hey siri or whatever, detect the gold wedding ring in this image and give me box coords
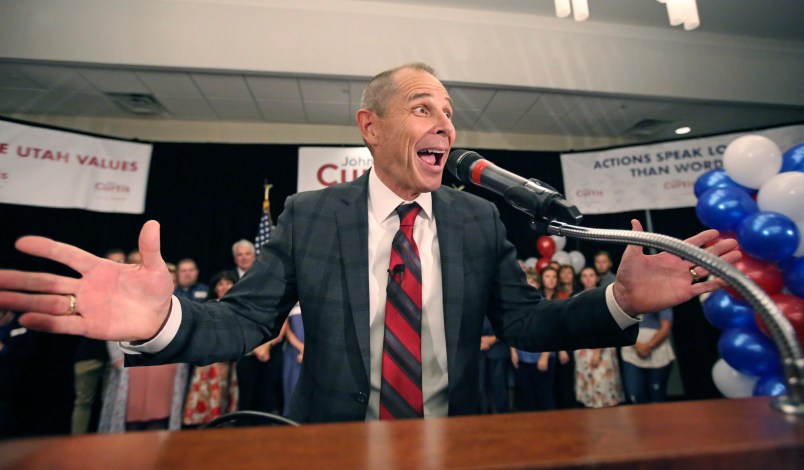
[63,294,77,316]
[689,267,700,283]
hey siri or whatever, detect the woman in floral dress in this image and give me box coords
[182,271,239,427]
[573,267,625,408]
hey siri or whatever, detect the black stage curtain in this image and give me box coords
[0,138,720,438]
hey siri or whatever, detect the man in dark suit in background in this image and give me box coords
[0,63,739,423]
[228,239,256,280]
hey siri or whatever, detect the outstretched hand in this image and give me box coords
[612,219,741,317]
[0,221,174,341]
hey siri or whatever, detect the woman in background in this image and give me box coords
[573,267,624,408]
[182,271,240,427]
[558,264,580,297]
[551,266,578,409]
[282,302,304,417]
[510,266,565,411]
[620,307,676,404]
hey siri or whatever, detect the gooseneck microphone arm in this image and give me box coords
[447,149,804,415]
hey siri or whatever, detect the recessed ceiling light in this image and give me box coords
[675,126,692,135]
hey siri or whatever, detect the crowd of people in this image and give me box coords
[59,240,305,435]
[51,244,675,435]
[1,243,679,437]
[58,244,674,434]
[480,251,677,414]
[1,63,730,436]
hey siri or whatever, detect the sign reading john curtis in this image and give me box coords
[297,147,373,192]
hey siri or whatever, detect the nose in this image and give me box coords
[434,110,455,136]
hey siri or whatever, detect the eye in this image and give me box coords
[444,109,452,119]
[413,105,427,115]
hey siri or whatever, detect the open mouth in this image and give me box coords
[416,149,445,167]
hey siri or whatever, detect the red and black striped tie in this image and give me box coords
[380,202,424,419]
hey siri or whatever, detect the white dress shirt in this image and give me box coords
[365,168,449,419]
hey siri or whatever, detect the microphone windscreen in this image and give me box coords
[447,149,483,183]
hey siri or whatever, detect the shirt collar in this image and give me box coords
[368,167,433,223]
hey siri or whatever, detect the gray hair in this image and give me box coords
[360,62,436,117]
[231,239,256,256]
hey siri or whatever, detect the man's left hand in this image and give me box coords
[612,219,740,317]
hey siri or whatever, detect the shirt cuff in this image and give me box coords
[606,284,641,330]
[119,295,183,355]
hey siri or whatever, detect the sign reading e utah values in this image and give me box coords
[0,120,152,214]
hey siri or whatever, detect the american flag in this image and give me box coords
[254,184,273,256]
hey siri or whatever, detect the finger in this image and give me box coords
[693,250,742,278]
[704,237,740,258]
[15,236,99,275]
[690,278,729,297]
[624,219,646,256]
[139,220,167,272]
[0,270,80,294]
[0,292,78,316]
[18,312,87,336]
[683,229,721,249]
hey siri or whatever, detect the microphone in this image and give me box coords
[387,264,405,282]
[446,149,582,225]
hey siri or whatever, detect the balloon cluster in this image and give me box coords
[523,235,586,273]
[696,136,804,399]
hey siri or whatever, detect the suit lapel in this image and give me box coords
[433,188,464,388]
[335,173,372,381]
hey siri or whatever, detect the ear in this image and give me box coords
[356,109,380,147]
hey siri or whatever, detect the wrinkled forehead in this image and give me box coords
[394,69,451,103]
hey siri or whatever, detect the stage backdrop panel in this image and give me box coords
[561,123,804,215]
[297,146,373,192]
[0,119,152,213]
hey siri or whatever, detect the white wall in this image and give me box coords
[2,0,802,106]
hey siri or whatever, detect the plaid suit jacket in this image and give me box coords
[128,171,637,422]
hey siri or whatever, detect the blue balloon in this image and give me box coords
[718,326,781,377]
[695,187,758,232]
[784,257,804,298]
[777,255,798,272]
[781,143,804,173]
[737,211,800,262]
[702,289,755,330]
[694,169,754,198]
[753,374,788,397]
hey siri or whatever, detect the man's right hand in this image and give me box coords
[0,220,174,342]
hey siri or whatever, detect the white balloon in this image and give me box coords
[551,235,567,252]
[757,171,804,222]
[723,135,782,189]
[711,358,758,398]
[524,257,537,268]
[552,250,571,266]
[796,218,804,257]
[568,250,586,272]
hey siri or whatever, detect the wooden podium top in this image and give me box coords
[1,398,802,469]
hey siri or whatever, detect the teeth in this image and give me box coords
[419,149,445,154]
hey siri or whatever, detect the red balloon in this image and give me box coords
[535,257,551,273]
[725,253,784,299]
[536,236,556,258]
[755,294,804,349]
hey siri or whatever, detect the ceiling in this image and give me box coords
[1,0,803,144]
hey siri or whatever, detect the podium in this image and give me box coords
[1,398,802,469]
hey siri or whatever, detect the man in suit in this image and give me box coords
[0,63,739,423]
[229,239,256,280]
[173,258,208,302]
